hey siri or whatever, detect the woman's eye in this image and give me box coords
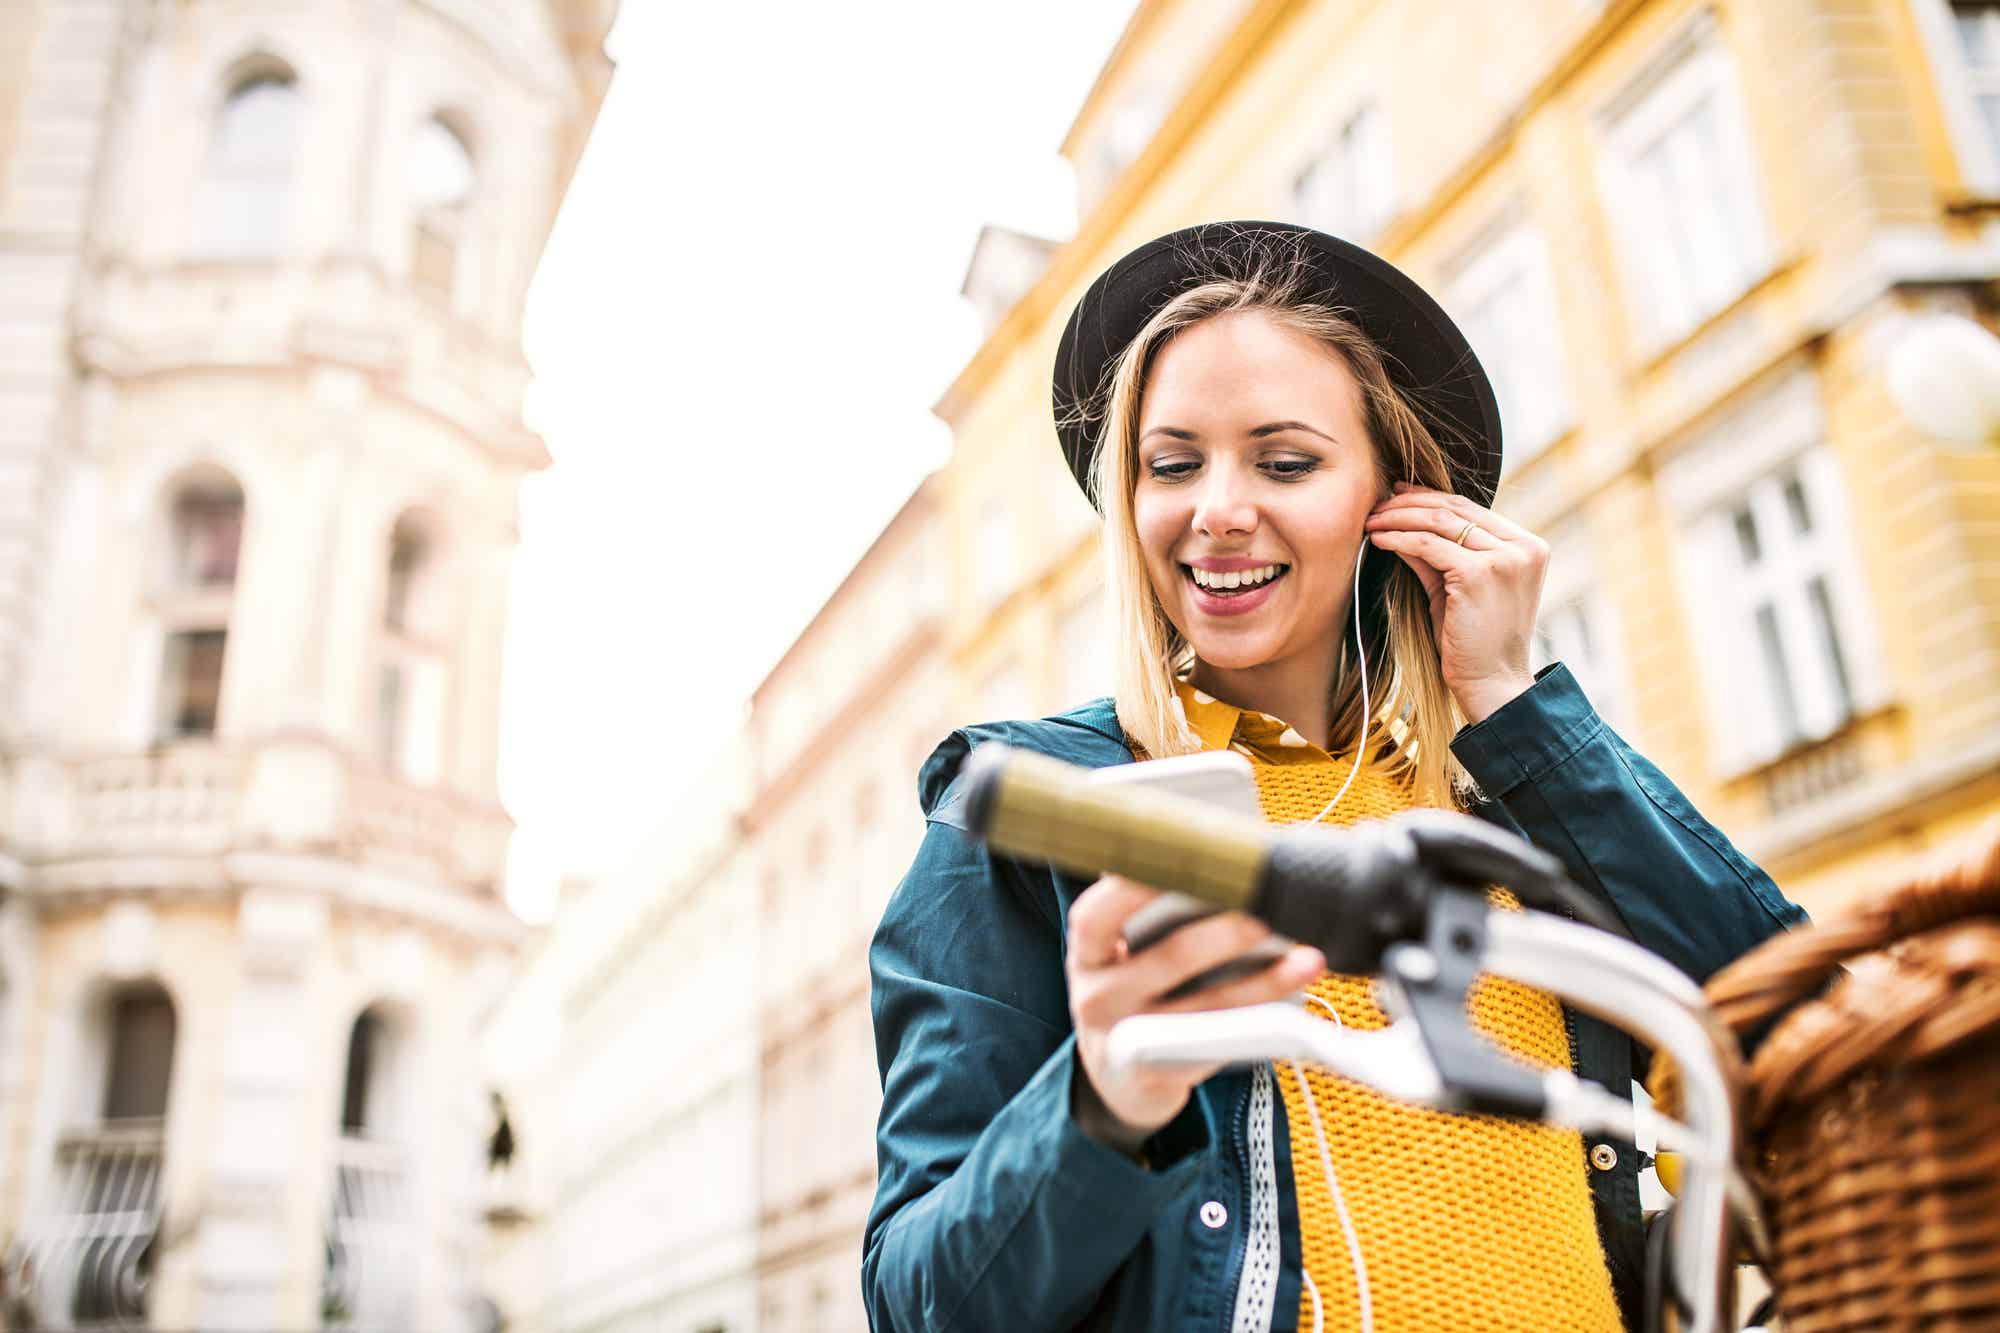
[1264,459,1317,478]
[1148,460,1199,479]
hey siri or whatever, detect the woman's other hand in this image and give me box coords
[1065,873,1325,1154]
[1363,481,1549,723]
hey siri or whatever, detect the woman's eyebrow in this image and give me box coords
[1139,421,1334,443]
[1249,420,1335,442]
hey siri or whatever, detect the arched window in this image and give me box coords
[157,472,244,740]
[191,68,301,258]
[377,511,446,785]
[340,1007,385,1135]
[406,115,475,305]
[36,983,177,1324]
[103,983,176,1123]
[328,1004,415,1325]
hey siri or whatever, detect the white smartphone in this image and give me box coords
[1086,751,1296,998]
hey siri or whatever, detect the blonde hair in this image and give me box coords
[1076,235,1474,809]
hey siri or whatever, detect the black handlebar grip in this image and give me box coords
[1255,822,1433,974]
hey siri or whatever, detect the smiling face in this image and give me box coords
[1132,308,1384,690]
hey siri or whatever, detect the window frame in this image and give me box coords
[190,68,303,261]
[1596,14,1774,351]
[150,474,246,744]
[376,514,450,786]
[406,112,480,311]
[1443,210,1575,472]
[1291,98,1395,244]
[1911,0,2000,196]
[1530,520,1636,737]
[1659,371,1889,776]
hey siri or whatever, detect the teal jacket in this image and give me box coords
[864,664,1804,1331]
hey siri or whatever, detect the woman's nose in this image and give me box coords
[1193,472,1257,538]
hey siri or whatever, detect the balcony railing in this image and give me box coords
[70,750,243,857]
[1761,725,1868,816]
[346,772,465,874]
[71,259,537,463]
[322,1135,414,1331]
[16,1121,165,1331]
[37,743,509,892]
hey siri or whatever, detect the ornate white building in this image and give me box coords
[0,1,615,1328]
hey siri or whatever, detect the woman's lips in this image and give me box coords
[1184,565,1289,617]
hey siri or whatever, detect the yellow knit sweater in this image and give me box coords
[1174,681,1622,1332]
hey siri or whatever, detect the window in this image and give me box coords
[158,630,227,738]
[328,1006,414,1325]
[1059,587,1112,707]
[341,1008,383,1135]
[41,984,175,1325]
[974,495,1018,610]
[1913,1,2000,192]
[1530,521,1634,734]
[1079,82,1175,210]
[1445,217,1572,470]
[103,985,176,1122]
[407,115,476,306]
[191,70,301,258]
[1954,4,2000,155]
[981,662,1031,722]
[1660,372,1885,774]
[156,473,244,740]
[1599,21,1770,347]
[1712,460,1861,753]
[378,513,446,785]
[1292,101,1393,242]
[170,488,244,586]
[1532,598,1634,737]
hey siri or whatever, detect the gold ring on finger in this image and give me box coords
[1454,520,1479,547]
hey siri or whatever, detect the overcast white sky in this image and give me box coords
[499,2,1141,919]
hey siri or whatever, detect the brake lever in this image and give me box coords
[1379,887,1548,1118]
[1390,809,1631,940]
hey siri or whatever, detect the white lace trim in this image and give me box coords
[1229,1063,1279,1333]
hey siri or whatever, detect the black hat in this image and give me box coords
[1051,220,1504,509]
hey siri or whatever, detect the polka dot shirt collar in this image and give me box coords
[1173,678,1326,764]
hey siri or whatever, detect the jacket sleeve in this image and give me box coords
[1450,663,1807,984]
[862,780,1209,1332]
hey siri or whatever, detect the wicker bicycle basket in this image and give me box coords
[1678,823,2000,1332]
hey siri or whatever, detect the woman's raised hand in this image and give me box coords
[1065,873,1326,1153]
[1363,482,1549,724]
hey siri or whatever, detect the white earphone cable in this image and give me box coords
[1291,540,1376,1333]
[1290,993,1374,1333]
[1304,541,1372,826]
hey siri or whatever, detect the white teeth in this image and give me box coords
[1191,564,1284,590]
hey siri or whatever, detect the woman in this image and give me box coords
[864,222,1803,1332]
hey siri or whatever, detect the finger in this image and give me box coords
[1381,486,1537,544]
[1068,875,1161,969]
[1117,910,1276,1005]
[1364,505,1504,551]
[1152,944,1327,1014]
[1369,528,1480,577]
[1386,541,1445,605]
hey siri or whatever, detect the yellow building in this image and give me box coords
[938,0,2000,922]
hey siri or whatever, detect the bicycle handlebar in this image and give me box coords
[957,741,1625,971]
[954,741,1746,1333]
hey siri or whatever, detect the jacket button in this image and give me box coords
[1199,1200,1228,1229]
[1589,1143,1619,1172]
